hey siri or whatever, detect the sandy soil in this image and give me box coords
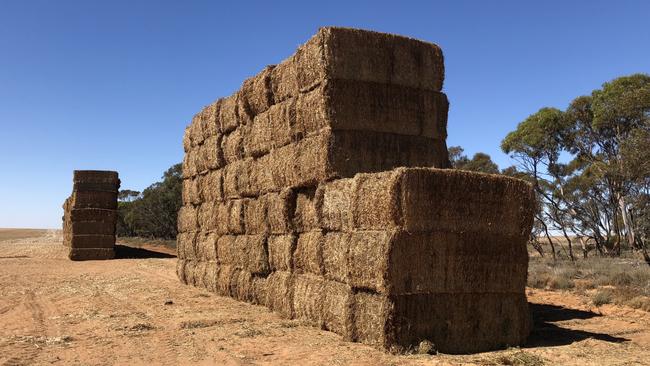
[0,229,48,241]
[1,230,649,366]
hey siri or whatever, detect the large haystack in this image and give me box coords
[62,170,120,260]
[177,27,535,354]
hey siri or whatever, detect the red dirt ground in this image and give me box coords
[1,230,649,365]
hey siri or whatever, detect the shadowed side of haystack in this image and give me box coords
[62,170,120,260]
[176,26,535,354]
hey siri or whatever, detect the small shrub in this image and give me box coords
[548,275,575,290]
[626,296,650,312]
[575,280,596,290]
[527,273,550,289]
[416,339,436,355]
[592,290,613,306]
[493,350,545,366]
[610,272,634,286]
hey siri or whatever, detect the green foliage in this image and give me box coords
[501,73,650,257]
[501,107,568,163]
[591,74,650,132]
[448,146,500,174]
[116,163,182,239]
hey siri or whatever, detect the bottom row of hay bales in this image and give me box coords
[62,204,117,260]
[177,260,530,354]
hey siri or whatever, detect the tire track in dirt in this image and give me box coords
[72,263,185,365]
[127,263,184,365]
[1,291,46,366]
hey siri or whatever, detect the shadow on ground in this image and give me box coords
[114,244,176,259]
[525,303,629,347]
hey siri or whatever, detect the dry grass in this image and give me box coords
[487,350,546,366]
[528,253,650,311]
[592,290,614,306]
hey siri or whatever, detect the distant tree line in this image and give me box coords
[116,164,182,239]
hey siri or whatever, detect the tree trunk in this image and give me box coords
[530,233,545,257]
[612,209,622,256]
[541,219,556,261]
[578,236,588,259]
[560,227,575,261]
[618,194,637,250]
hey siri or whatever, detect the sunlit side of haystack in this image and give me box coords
[177,27,534,353]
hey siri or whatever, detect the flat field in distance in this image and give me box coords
[0,228,48,241]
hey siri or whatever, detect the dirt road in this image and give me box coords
[1,230,649,365]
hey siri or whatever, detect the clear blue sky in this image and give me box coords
[1,0,648,228]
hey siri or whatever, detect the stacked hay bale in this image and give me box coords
[177,27,535,354]
[62,170,120,260]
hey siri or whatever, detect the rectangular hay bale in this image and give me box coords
[203,134,225,170]
[182,177,201,205]
[73,170,119,184]
[68,191,118,210]
[202,100,221,138]
[294,230,323,275]
[216,234,269,275]
[352,291,392,348]
[182,150,197,179]
[251,275,268,305]
[389,293,531,354]
[314,179,353,231]
[197,202,217,231]
[67,208,117,222]
[270,27,444,99]
[320,280,354,340]
[295,80,448,139]
[72,182,120,192]
[223,158,257,199]
[200,169,223,202]
[342,230,529,295]
[292,188,319,233]
[268,234,295,271]
[316,168,534,237]
[240,66,275,117]
[219,93,240,133]
[203,263,219,293]
[292,274,325,327]
[176,259,188,284]
[244,196,268,234]
[216,264,237,296]
[242,98,296,158]
[231,269,255,302]
[265,130,449,191]
[241,234,270,276]
[322,232,350,284]
[64,234,115,249]
[264,271,294,318]
[267,189,294,234]
[221,129,244,164]
[176,231,197,260]
[68,248,115,261]
[195,231,218,261]
[69,221,115,236]
[177,205,198,233]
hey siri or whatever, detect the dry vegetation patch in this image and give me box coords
[528,254,650,311]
